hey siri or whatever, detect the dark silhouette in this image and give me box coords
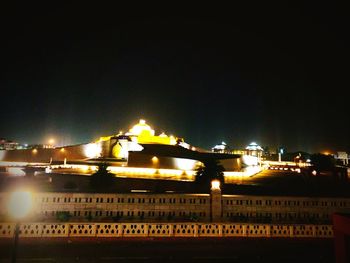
[195,158,225,191]
[89,162,115,192]
[310,153,336,171]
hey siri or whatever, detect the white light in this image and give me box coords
[174,158,198,170]
[211,180,221,190]
[242,155,258,166]
[8,168,26,176]
[84,143,102,158]
[246,142,263,151]
[7,191,33,219]
[312,170,317,176]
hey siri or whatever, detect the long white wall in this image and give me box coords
[1,192,349,224]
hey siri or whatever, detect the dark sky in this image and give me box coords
[1,3,349,153]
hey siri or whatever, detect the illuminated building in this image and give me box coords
[212,142,230,153]
[96,119,179,160]
[0,119,245,176]
[0,138,18,150]
[334,152,349,166]
[245,142,263,156]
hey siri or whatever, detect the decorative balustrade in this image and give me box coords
[0,222,333,238]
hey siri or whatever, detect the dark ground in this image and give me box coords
[0,237,334,263]
[1,169,349,197]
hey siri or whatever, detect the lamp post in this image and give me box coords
[7,191,33,263]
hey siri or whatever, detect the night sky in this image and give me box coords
[1,3,349,153]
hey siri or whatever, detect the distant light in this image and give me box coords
[32,149,38,154]
[211,180,221,191]
[312,170,317,176]
[60,148,65,152]
[131,190,150,193]
[151,156,159,163]
[7,191,33,219]
[48,138,55,145]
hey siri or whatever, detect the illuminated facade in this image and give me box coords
[96,119,179,160]
[0,119,246,177]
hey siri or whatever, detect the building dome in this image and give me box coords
[246,142,263,151]
[129,119,155,136]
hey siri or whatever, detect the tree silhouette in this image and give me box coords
[89,162,115,192]
[195,158,225,190]
[310,153,336,171]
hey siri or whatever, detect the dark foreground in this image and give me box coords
[0,237,334,263]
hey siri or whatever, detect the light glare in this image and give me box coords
[7,191,33,219]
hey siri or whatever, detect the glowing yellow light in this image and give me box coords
[60,148,65,152]
[32,149,38,154]
[211,180,221,190]
[130,119,155,136]
[7,191,33,219]
[152,156,159,163]
[48,138,55,145]
[158,169,183,176]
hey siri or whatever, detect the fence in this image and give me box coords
[0,222,333,238]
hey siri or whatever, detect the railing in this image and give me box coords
[0,222,333,238]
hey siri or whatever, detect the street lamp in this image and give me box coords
[211,179,221,191]
[7,191,33,263]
